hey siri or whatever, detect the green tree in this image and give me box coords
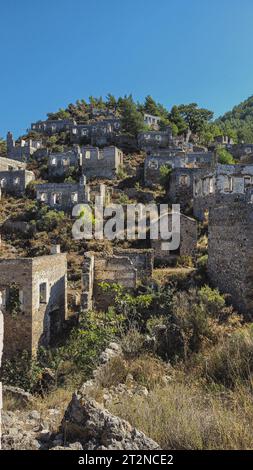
[217,147,235,164]
[106,93,117,109]
[47,108,70,120]
[0,137,7,157]
[169,105,188,135]
[120,96,145,137]
[177,103,213,134]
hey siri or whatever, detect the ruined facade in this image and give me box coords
[70,119,121,146]
[48,148,81,178]
[151,212,197,265]
[143,113,161,129]
[208,195,253,314]
[0,249,67,359]
[193,163,253,220]
[36,177,90,212]
[0,156,26,171]
[7,132,43,162]
[138,128,173,151]
[144,151,213,187]
[81,146,123,180]
[168,167,206,209]
[0,169,35,197]
[81,250,153,311]
[31,119,76,135]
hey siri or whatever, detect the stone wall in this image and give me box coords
[144,152,213,187]
[138,128,173,151]
[113,248,154,281]
[81,146,123,180]
[70,119,121,146]
[0,170,35,197]
[7,132,43,161]
[0,252,67,358]
[31,119,75,135]
[48,149,81,178]
[151,213,197,265]
[168,167,206,209]
[208,199,253,314]
[36,177,90,213]
[82,252,138,311]
[193,164,253,220]
[0,157,26,171]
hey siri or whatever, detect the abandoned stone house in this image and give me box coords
[193,163,253,220]
[0,247,67,359]
[168,167,207,209]
[70,119,121,146]
[214,135,234,146]
[6,131,43,162]
[138,127,173,151]
[0,169,35,197]
[48,148,81,178]
[31,118,76,135]
[36,176,90,213]
[143,113,161,130]
[144,152,213,187]
[0,156,26,171]
[151,212,197,265]
[81,145,123,180]
[229,143,253,161]
[81,250,154,312]
[208,193,253,314]
[90,107,116,118]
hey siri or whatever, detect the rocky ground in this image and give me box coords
[2,342,160,450]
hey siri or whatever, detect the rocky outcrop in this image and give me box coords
[62,394,160,450]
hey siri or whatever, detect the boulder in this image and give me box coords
[62,393,160,450]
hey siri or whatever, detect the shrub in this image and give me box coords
[198,285,225,317]
[203,326,253,387]
[160,164,172,188]
[121,328,145,358]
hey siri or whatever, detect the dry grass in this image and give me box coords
[153,267,195,285]
[108,382,253,449]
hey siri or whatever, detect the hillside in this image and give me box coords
[217,95,253,143]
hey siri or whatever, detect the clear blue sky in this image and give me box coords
[1,0,253,138]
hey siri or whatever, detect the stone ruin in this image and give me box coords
[144,151,213,188]
[151,212,197,265]
[143,113,161,129]
[193,163,253,220]
[0,156,26,172]
[208,190,253,314]
[0,247,67,359]
[48,147,81,178]
[138,127,174,151]
[81,250,154,312]
[31,118,76,135]
[70,119,121,146]
[81,145,123,180]
[7,131,44,162]
[36,176,90,213]
[0,169,35,198]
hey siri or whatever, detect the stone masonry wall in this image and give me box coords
[208,200,253,314]
[82,252,137,312]
[0,253,67,358]
[151,213,197,264]
[0,170,35,197]
[0,157,26,171]
[113,248,154,281]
